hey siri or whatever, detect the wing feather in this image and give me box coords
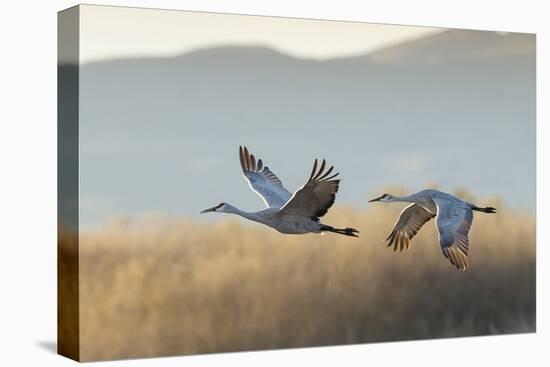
[279,158,340,219]
[385,204,435,251]
[239,146,292,208]
[433,198,473,271]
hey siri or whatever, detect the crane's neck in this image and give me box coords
[221,204,265,223]
[385,193,436,214]
[387,194,417,203]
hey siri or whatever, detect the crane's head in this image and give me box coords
[200,202,228,213]
[368,193,394,202]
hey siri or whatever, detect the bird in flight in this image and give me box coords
[201,146,359,237]
[369,189,496,270]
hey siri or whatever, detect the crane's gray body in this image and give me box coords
[403,189,472,213]
[369,189,495,270]
[225,206,324,235]
[201,146,358,237]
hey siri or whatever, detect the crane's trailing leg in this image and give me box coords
[471,205,497,213]
[320,225,360,238]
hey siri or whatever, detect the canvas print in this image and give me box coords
[58,4,536,362]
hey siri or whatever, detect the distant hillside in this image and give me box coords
[367,29,534,65]
[61,29,535,228]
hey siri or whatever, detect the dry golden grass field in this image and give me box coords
[63,190,535,361]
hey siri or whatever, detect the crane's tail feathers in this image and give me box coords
[321,225,360,238]
[472,206,497,214]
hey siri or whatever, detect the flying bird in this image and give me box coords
[368,189,496,270]
[201,146,359,237]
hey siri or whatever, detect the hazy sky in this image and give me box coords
[79,4,442,63]
[73,5,534,229]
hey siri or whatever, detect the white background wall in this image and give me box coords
[0,0,547,366]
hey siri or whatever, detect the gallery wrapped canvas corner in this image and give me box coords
[58,4,535,362]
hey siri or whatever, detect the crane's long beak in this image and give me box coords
[368,194,385,202]
[200,206,217,214]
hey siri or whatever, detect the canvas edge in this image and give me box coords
[57,5,81,362]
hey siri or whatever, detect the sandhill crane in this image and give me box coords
[368,189,496,270]
[201,146,359,237]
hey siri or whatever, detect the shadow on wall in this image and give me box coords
[36,341,57,354]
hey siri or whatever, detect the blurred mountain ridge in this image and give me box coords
[59,29,535,227]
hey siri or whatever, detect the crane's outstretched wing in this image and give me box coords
[385,204,435,251]
[239,146,292,208]
[433,198,473,271]
[279,159,340,219]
